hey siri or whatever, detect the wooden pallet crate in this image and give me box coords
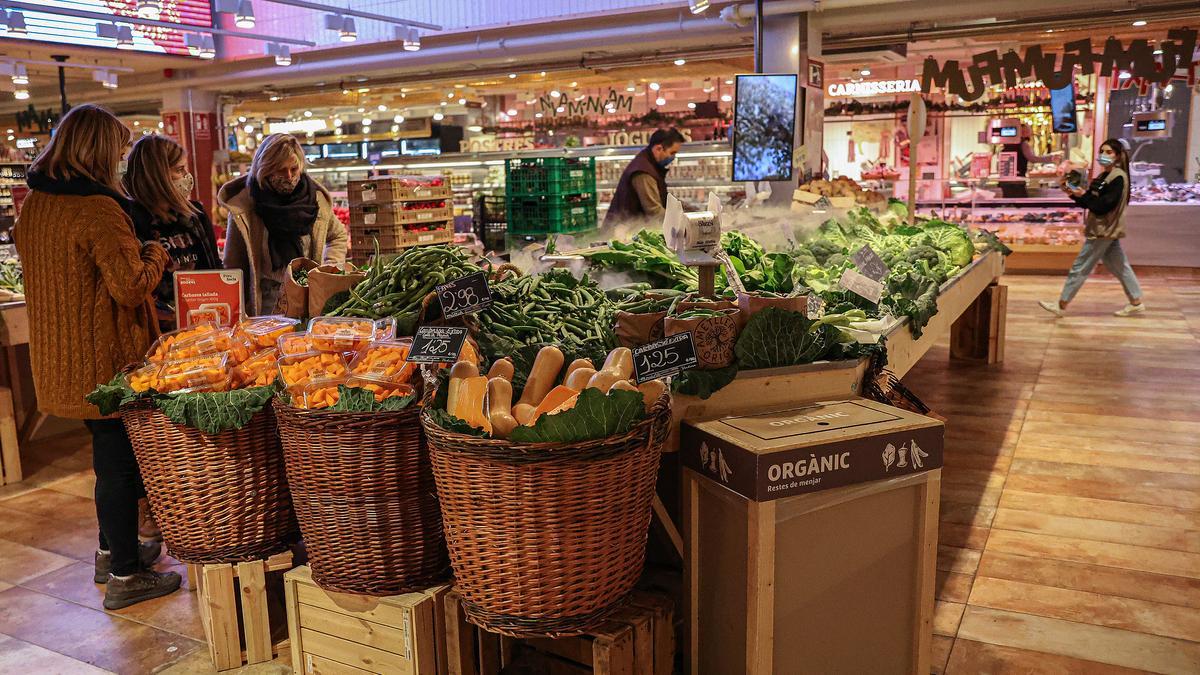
[189,551,295,672]
[284,565,449,675]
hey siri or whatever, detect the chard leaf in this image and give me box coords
[153,385,277,435]
[85,374,142,417]
[508,387,645,444]
[427,407,488,437]
[326,384,416,413]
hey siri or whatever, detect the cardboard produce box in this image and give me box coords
[681,399,944,675]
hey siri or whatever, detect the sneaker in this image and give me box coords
[1114,303,1146,317]
[138,498,163,542]
[94,540,164,584]
[1038,300,1065,317]
[103,569,182,610]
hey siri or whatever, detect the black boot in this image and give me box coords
[103,569,182,610]
[94,540,164,584]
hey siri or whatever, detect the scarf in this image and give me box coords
[26,168,131,214]
[249,174,319,271]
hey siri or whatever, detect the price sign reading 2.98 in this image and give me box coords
[436,271,493,319]
[406,326,469,364]
[632,332,699,384]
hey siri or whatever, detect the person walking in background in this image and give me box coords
[1040,138,1145,318]
[14,104,181,609]
[603,127,685,228]
[218,133,347,315]
[124,134,220,332]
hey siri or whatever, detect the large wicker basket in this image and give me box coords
[274,401,450,595]
[120,401,297,563]
[422,394,670,638]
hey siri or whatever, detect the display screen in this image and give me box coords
[732,74,798,182]
[1050,84,1078,133]
[366,141,402,158]
[999,126,1019,138]
[300,144,322,162]
[402,138,441,156]
[323,143,361,160]
[1137,119,1167,131]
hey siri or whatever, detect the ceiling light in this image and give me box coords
[626,81,637,92]
[1165,83,1174,93]
[303,110,312,117]
[569,81,578,87]
[458,97,467,105]
[1154,48,1163,55]
[687,101,696,109]
[550,89,561,98]
[134,121,141,127]
[1118,71,1131,80]
[4,135,11,141]
[243,124,254,133]
[158,121,164,128]
[339,16,357,42]
[5,129,10,134]
[361,117,372,125]
[397,26,421,51]
[526,98,536,104]
[13,89,28,101]
[11,64,27,86]
[674,59,687,66]
[342,88,351,95]
[333,118,343,127]
[94,70,119,89]
[199,34,216,59]
[556,106,565,113]
[235,0,256,29]
[440,101,446,106]
[689,0,710,13]
[535,112,544,118]
[357,87,370,93]
[506,108,518,116]
[391,124,399,132]
[508,73,517,79]
[649,82,660,91]
[238,116,247,122]
[377,104,387,111]
[357,107,365,113]
[273,44,291,66]
[1132,19,1147,27]
[721,93,732,102]
[255,132,263,140]
[269,95,280,101]
[6,12,26,36]
[725,78,734,85]
[182,31,203,55]
[655,97,667,106]
[860,68,871,76]
[702,78,715,93]
[137,0,162,20]
[117,25,136,50]
[433,112,445,121]
[467,125,483,132]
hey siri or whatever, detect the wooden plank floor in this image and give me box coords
[906,270,1200,675]
[0,271,1196,673]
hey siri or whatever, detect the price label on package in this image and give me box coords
[633,332,699,384]
[436,271,493,319]
[852,245,890,282]
[406,326,469,363]
[838,268,885,304]
[806,294,826,320]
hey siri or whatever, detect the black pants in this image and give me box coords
[85,419,146,576]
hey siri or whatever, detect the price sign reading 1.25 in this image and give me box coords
[406,325,469,364]
[436,271,493,319]
[632,332,699,384]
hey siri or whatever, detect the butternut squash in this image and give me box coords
[609,380,638,394]
[637,380,667,414]
[459,340,480,367]
[446,360,479,417]
[530,385,579,423]
[490,412,519,439]
[601,347,634,380]
[586,370,624,393]
[564,367,596,392]
[564,358,594,381]
[517,345,564,407]
[487,377,512,417]
[486,358,515,382]
[451,376,491,433]
[512,403,536,426]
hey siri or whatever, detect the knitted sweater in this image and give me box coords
[14,188,168,419]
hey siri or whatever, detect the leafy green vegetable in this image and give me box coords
[426,408,489,437]
[86,374,142,417]
[735,308,827,369]
[154,386,277,435]
[807,239,845,265]
[884,267,941,339]
[509,387,646,443]
[671,364,739,400]
[919,222,975,267]
[972,229,1013,256]
[325,385,416,413]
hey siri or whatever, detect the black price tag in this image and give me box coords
[406,326,469,364]
[633,332,699,384]
[852,245,890,282]
[436,271,492,319]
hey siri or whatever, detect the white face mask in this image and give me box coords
[173,172,195,197]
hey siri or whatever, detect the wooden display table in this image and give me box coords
[0,300,35,485]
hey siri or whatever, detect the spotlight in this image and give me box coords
[860,68,871,76]
[506,108,517,116]
[398,26,420,51]
[235,0,256,29]
[117,25,136,50]
[655,97,666,106]
[11,64,27,86]
[674,59,686,66]
[1132,19,1147,27]
[339,16,357,42]
[243,124,254,133]
[303,110,312,117]
[273,45,291,66]
[13,89,29,100]
[6,11,26,36]
[137,0,162,20]
[377,104,388,111]
[433,112,445,121]
[689,0,710,14]
[508,73,517,79]
[649,82,660,91]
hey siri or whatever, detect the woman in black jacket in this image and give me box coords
[1040,138,1144,318]
[123,135,221,331]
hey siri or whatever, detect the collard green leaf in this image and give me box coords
[325,385,416,413]
[671,364,739,400]
[426,407,488,437]
[154,385,277,435]
[508,387,646,444]
[734,307,823,370]
[85,374,142,416]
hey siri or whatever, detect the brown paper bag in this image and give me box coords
[665,308,741,370]
[307,263,367,318]
[736,292,808,322]
[615,310,667,348]
[278,258,319,319]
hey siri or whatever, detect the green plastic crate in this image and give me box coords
[505,157,596,197]
[505,194,597,235]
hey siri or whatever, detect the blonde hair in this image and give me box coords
[30,103,131,193]
[250,133,306,187]
[123,135,197,222]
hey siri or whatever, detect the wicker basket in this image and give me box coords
[274,401,450,595]
[120,401,297,564]
[422,394,670,638]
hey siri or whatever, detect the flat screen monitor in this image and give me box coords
[999,126,1019,138]
[402,138,441,156]
[323,142,361,160]
[732,74,798,182]
[300,144,322,162]
[1050,84,1078,133]
[1137,119,1166,132]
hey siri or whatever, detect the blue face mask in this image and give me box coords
[1098,155,1114,167]
[658,155,675,169]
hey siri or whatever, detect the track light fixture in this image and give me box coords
[11,64,27,86]
[235,0,256,29]
[688,0,710,14]
[137,0,162,20]
[116,25,136,50]
[5,11,26,36]
[266,42,291,66]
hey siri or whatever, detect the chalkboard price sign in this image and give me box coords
[406,326,469,364]
[436,271,493,319]
[633,332,699,384]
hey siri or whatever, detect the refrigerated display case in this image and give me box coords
[920,196,1083,272]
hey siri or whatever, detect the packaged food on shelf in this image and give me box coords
[236,315,301,349]
[146,322,220,362]
[307,317,375,353]
[345,374,416,403]
[277,332,317,356]
[349,340,413,381]
[231,348,280,389]
[128,362,162,393]
[278,351,349,390]
[155,353,232,394]
[297,377,350,410]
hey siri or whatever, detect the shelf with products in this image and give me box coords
[918,197,1084,272]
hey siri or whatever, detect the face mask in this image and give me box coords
[173,172,194,197]
[267,174,300,194]
[657,155,675,169]
[1098,155,1114,167]
[117,159,128,175]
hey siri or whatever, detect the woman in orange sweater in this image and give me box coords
[15,104,180,609]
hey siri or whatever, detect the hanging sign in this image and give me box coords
[826,79,922,99]
[539,89,635,117]
[406,326,469,364]
[920,29,1198,101]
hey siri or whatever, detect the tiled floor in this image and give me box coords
[0,271,1197,673]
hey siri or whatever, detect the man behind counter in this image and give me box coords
[603,127,685,228]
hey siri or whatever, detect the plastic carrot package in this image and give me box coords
[155,353,231,394]
[349,340,413,382]
[307,317,374,353]
[298,377,349,410]
[128,362,162,393]
[277,332,317,356]
[237,315,301,350]
[231,348,280,389]
[277,351,349,391]
[146,322,220,362]
[346,374,416,403]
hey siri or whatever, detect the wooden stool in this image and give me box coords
[190,551,295,672]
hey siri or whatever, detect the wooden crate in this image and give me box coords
[950,282,1007,364]
[348,178,452,204]
[284,565,447,675]
[191,551,295,672]
[349,222,455,264]
[350,204,454,228]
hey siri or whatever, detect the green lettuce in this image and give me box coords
[671,364,739,400]
[509,387,646,444]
